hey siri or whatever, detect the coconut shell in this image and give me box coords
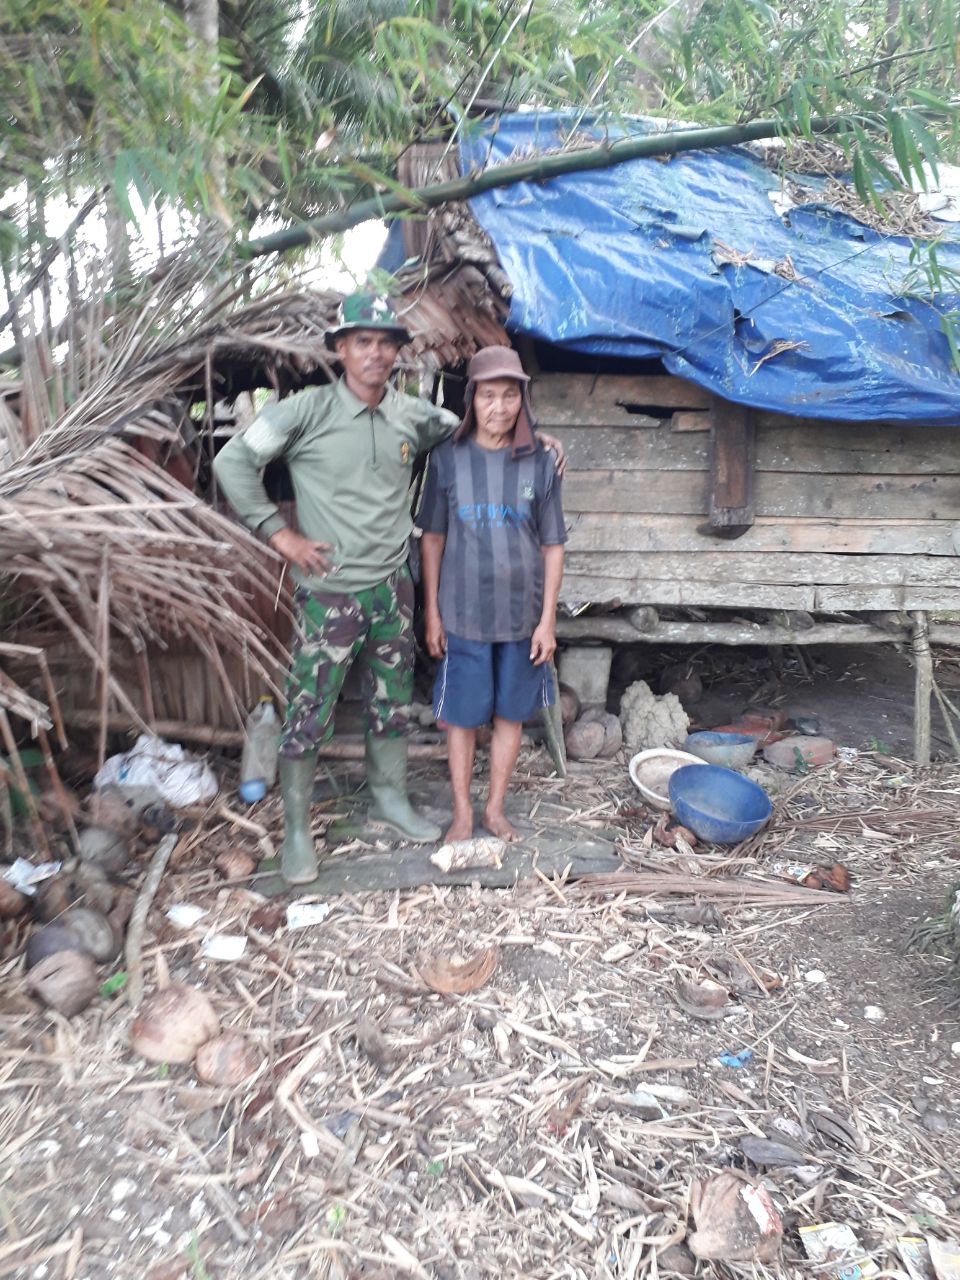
[0,877,27,920]
[25,922,84,971]
[76,825,130,874]
[73,864,115,914]
[558,683,581,727]
[34,874,74,922]
[215,851,256,882]
[63,907,119,963]
[131,984,220,1064]
[564,718,605,761]
[580,709,623,758]
[26,950,99,1016]
[35,865,115,922]
[194,1032,262,1086]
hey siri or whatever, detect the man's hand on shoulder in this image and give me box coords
[529,620,557,666]
[268,528,334,577]
[535,431,566,476]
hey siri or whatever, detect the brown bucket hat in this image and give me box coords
[453,345,536,457]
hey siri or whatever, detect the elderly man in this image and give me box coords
[214,293,563,885]
[419,346,566,844]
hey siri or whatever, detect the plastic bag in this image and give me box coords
[94,734,219,808]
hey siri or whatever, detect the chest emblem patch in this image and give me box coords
[400,440,411,465]
[521,482,535,501]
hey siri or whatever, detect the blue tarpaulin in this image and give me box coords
[387,112,960,423]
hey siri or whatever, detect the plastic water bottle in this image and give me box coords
[239,697,279,802]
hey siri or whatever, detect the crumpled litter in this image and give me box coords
[94,734,218,808]
[718,1048,754,1069]
[3,858,61,895]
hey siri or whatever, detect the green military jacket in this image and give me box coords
[213,378,458,595]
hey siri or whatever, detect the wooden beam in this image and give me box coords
[562,469,960,520]
[563,549,960,587]
[550,421,960,475]
[253,833,624,896]
[556,617,909,645]
[559,572,960,611]
[533,373,711,422]
[60,713,446,758]
[565,513,959,557]
[709,399,756,538]
[558,615,960,648]
[911,610,933,764]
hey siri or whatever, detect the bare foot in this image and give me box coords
[443,814,474,843]
[483,808,520,842]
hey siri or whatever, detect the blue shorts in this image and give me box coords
[433,633,554,728]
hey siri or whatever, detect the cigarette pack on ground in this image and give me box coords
[897,1237,937,1280]
[800,1223,879,1280]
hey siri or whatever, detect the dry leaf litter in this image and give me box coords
[1,744,959,1280]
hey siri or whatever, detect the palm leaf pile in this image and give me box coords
[0,275,352,796]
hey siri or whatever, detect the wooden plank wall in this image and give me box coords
[535,373,960,611]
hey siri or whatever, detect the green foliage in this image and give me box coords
[326,1203,347,1234]
[187,1232,211,1280]
[1,0,958,348]
[2,1,227,212]
[892,242,960,370]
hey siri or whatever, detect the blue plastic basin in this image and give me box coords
[668,764,772,845]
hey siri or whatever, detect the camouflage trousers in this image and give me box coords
[279,566,414,759]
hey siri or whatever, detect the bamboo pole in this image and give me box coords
[60,711,447,758]
[556,617,912,646]
[242,116,844,261]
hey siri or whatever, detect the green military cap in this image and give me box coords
[324,291,411,350]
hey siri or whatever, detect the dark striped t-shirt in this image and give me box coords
[417,438,567,642]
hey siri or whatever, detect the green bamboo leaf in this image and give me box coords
[276,129,293,189]
[680,33,694,80]
[790,81,812,138]
[940,314,960,374]
[851,148,870,204]
[904,111,942,186]
[888,111,913,185]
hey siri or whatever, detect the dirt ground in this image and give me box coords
[2,720,959,1280]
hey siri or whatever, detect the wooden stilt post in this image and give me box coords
[911,609,933,765]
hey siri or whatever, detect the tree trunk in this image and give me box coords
[184,0,226,201]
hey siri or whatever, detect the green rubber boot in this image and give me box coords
[279,752,321,884]
[365,735,441,844]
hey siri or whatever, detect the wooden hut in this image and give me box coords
[385,117,960,760]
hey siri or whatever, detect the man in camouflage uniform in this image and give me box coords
[284,574,414,754]
[214,294,457,883]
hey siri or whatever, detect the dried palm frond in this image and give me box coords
[0,270,332,758]
[0,432,290,731]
